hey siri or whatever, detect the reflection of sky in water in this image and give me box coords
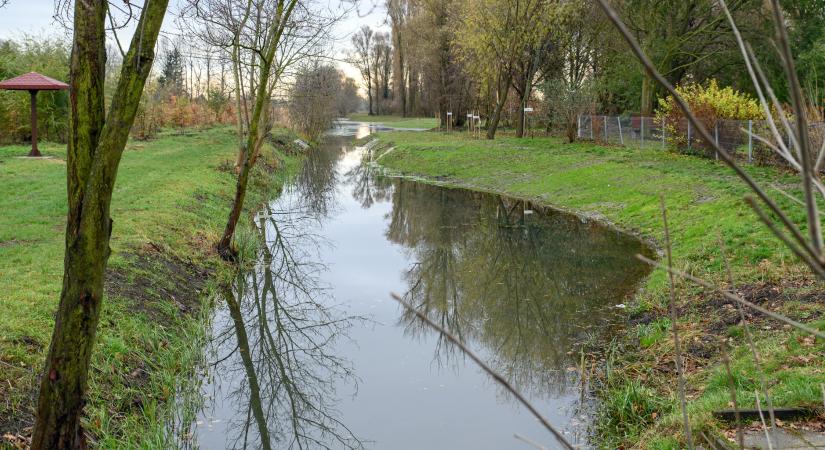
[187,123,651,449]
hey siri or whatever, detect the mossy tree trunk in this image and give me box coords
[30,0,169,448]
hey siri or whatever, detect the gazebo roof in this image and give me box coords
[0,72,69,91]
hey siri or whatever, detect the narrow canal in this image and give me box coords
[183,122,653,449]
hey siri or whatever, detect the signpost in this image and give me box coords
[524,107,534,138]
[447,111,453,132]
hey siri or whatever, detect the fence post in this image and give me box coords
[590,115,594,140]
[715,121,719,160]
[641,117,645,147]
[618,116,624,145]
[603,115,608,142]
[661,117,666,150]
[748,120,753,163]
[688,121,692,149]
[577,115,582,139]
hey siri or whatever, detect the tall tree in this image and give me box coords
[371,32,392,115]
[615,0,758,114]
[456,0,554,139]
[157,46,185,95]
[387,0,409,116]
[31,0,170,447]
[349,26,375,115]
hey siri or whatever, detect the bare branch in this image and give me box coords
[660,196,694,449]
[390,293,576,450]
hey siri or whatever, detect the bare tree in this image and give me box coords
[349,25,375,115]
[181,0,341,258]
[371,32,392,115]
[288,63,341,141]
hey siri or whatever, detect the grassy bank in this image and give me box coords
[375,131,825,447]
[347,113,438,129]
[0,127,302,447]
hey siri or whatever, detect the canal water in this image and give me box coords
[183,122,652,449]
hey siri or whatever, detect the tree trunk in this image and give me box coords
[641,75,652,116]
[516,86,527,139]
[367,84,373,115]
[486,69,510,140]
[217,95,267,260]
[31,1,168,448]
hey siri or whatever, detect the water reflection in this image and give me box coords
[187,125,653,449]
[199,207,363,449]
[344,160,393,209]
[294,143,342,217]
[377,181,652,397]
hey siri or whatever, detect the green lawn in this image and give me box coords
[347,113,439,129]
[375,131,825,448]
[0,128,300,447]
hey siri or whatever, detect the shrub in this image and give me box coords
[657,80,764,157]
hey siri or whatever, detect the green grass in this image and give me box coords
[375,131,825,448]
[347,113,438,129]
[0,127,301,446]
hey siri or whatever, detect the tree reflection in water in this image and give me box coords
[378,180,653,398]
[211,205,364,450]
[344,149,393,209]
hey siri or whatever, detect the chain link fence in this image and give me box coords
[576,114,825,166]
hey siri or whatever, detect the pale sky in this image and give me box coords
[0,0,388,80]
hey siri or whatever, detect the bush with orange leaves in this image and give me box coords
[130,89,236,140]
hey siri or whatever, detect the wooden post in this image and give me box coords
[29,89,41,157]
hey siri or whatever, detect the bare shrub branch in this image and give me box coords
[660,197,694,448]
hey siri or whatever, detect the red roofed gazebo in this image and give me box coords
[0,72,69,157]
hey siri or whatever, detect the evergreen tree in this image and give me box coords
[158,46,184,95]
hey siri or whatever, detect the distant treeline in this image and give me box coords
[348,0,825,139]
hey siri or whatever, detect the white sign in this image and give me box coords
[447,112,453,116]
[467,113,473,118]
[524,107,534,112]
[474,115,480,120]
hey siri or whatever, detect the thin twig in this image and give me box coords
[390,293,576,450]
[767,0,823,255]
[755,391,774,450]
[660,196,694,449]
[636,255,825,339]
[770,184,825,218]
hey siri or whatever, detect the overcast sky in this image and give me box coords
[0,0,388,79]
